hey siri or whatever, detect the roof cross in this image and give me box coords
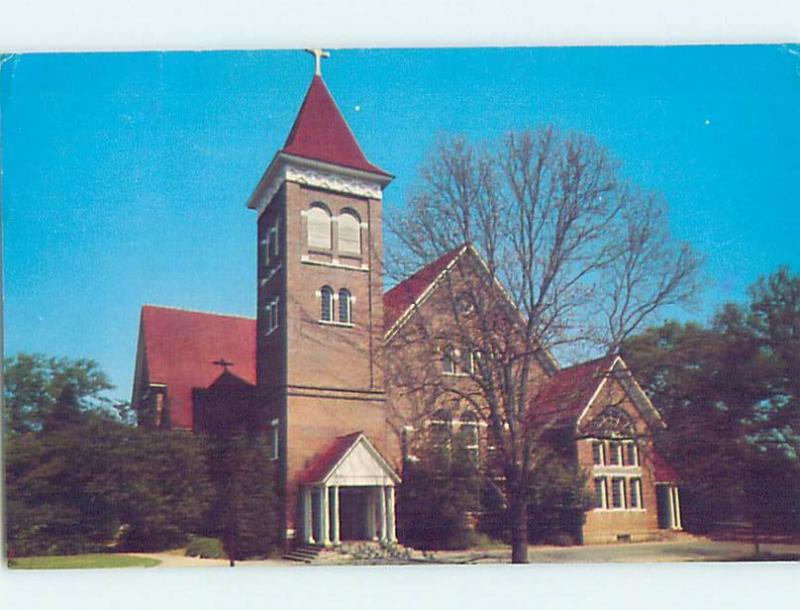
[212,357,234,372]
[305,48,330,76]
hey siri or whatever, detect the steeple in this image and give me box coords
[281,75,390,177]
[246,52,392,216]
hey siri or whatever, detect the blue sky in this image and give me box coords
[2,46,798,401]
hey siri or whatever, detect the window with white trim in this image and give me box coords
[320,286,334,322]
[442,345,457,375]
[338,210,361,255]
[471,350,482,373]
[307,204,332,250]
[460,347,474,374]
[457,291,474,314]
[594,477,608,509]
[592,441,605,466]
[269,221,279,259]
[609,441,623,466]
[338,288,352,324]
[261,235,270,266]
[264,296,280,335]
[630,477,643,509]
[270,419,279,461]
[430,408,452,450]
[611,477,626,509]
[459,410,480,463]
[626,442,639,467]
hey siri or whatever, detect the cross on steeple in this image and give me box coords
[212,357,234,373]
[305,48,330,76]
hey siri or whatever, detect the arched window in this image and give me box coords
[442,345,457,375]
[588,406,635,439]
[320,286,334,322]
[338,210,361,255]
[307,204,332,250]
[338,288,352,324]
[459,410,480,463]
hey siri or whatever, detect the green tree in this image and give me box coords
[3,353,120,436]
[5,418,214,555]
[205,433,279,561]
[526,450,591,545]
[42,383,84,431]
[622,267,800,536]
[397,432,482,550]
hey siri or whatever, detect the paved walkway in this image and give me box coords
[130,537,800,568]
[127,551,288,568]
[520,538,800,563]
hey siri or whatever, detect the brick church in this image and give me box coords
[131,54,683,549]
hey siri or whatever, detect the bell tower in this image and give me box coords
[246,52,394,542]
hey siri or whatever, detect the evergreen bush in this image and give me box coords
[5,416,214,555]
[185,535,226,559]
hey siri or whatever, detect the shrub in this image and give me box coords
[203,434,280,559]
[5,417,214,556]
[397,442,481,550]
[543,532,576,547]
[185,535,226,559]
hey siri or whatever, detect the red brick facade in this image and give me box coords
[132,71,681,547]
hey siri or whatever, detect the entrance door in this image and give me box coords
[656,484,671,529]
[339,488,369,540]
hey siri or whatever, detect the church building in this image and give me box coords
[131,53,683,550]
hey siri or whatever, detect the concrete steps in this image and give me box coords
[282,545,323,563]
[282,541,416,565]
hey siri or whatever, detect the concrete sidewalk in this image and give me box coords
[130,537,800,568]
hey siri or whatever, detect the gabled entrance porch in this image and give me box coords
[297,432,400,546]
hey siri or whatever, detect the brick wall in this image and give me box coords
[578,378,661,543]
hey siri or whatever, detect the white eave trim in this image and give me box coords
[383,244,469,343]
[575,355,666,429]
[383,244,560,375]
[246,152,391,216]
[315,433,401,486]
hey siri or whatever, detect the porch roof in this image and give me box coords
[299,431,400,487]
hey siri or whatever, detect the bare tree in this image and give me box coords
[385,127,700,563]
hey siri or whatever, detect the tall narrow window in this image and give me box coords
[630,478,643,509]
[307,204,332,250]
[430,408,452,453]
[459,411,480,463]
[594,477,608,509]
[270,419,279,461]
[626,442,639,466]
[320,286,334,322]
[611,477,626,509]
[264,297,279,335]
[592,441,605,466]
[261,236,270,266]
[270,221,279,258]
[401,426,413,461]
[461,347,474,374]
[338,289,352,324]
[609,441,623,465]
[442,345,457,374]
[338,210,361,255]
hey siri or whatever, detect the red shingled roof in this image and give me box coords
[383,246,465,332]
[140,305,256,430]
[529,355,618,427]
[282,76,390,177]
[298,431,364,484]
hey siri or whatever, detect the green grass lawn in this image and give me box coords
[8,554,161,570]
